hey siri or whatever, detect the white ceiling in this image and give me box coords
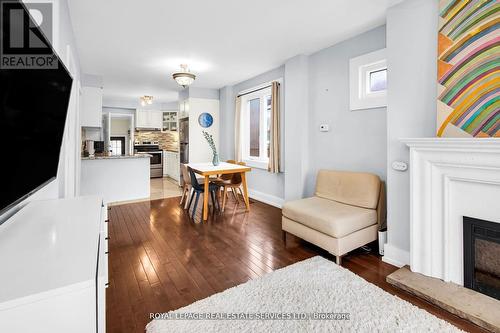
[68,0,401,106]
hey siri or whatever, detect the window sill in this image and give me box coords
[243,159,269,170]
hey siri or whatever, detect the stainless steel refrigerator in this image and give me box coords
[179,117,189,165]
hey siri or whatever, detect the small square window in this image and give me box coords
[349,49,387,111]
[369,68,387,93]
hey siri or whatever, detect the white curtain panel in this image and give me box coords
[268,81,281,173]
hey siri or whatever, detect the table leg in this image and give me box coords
[203,175,209,221]
[241,172,250,211]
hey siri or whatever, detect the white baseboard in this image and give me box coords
[248,188,284,208]
[382,243,410,267]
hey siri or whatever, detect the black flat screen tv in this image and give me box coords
[0,0,73,217]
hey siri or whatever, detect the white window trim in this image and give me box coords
[349,48,387,111]
[240,87,272,170]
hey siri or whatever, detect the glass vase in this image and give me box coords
[212,152,220,166]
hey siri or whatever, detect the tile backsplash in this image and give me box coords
[135,131,179,151]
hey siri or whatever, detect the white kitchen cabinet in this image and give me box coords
[81,86,103,127]
[163,152,168,176]
[135,109,149,128]
[162,111,178,132]
[135,109,163,129]
[164,151,180,183]
[151,111,163,128]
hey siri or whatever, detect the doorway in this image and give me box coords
[105,113,134,155]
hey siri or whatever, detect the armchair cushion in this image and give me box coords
[282,197,377,238]
[315,170,381,209]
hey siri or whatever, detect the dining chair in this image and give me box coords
[180,164,190,207]
[216,161,246,212]
[213,159,236,201]
[187,167,220,220]
[180,164,204,209]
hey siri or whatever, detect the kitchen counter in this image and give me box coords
[81,154,151,160]
[163,149,179,153]
[80,156,150,203]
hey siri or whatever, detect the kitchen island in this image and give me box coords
[81,154,150,204]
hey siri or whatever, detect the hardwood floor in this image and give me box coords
[106,196,487,333]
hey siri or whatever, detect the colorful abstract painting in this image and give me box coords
[437,0,499,138]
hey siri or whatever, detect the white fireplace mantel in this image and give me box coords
[401,138,500,285]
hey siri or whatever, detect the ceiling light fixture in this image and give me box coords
[140,95,153,106]
[172,64,196,88]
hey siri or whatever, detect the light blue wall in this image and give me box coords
[220,66,285,199]
[306,25,387,196]
[219,26,387,202]
[385,0,437,264]
[284,55,310,200]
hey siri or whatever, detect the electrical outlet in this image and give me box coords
[319,124,329,132]
[392,161,408,171]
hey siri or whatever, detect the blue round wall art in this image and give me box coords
[198,112,213,128]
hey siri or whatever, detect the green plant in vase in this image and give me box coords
[202,130,220,166]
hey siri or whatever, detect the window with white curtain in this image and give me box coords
[240,86,272,169]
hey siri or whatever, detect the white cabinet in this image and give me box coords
[135,109,163,129]
[151,111,163,128]
[0,196,108,333]
[81,86,103,127]
[162,111,178,132]
[164,151,180,183]
[163,153,168,176]
[135,110,149,128]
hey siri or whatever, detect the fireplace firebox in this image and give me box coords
[463,216,500,300]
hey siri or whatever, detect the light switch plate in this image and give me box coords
[319,124,329,132]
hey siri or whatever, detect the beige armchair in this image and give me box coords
[282,170,386,265]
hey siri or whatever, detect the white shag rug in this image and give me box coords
[146,256,462,333]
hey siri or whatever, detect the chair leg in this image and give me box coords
[192,192,200,219]
[183,186,190,206]
[184,187,192,209]
[237,187,244,202]
[222,187,228,212]
[232,188,240,203]
[214,189,221,211]
[179,185,187,205]
[187,189,195,210]
[216,188,221,207]
[335,255,342,265]
[210,190,216,212]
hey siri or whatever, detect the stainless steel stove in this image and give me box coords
[134,142,163,178]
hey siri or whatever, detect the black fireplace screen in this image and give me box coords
[463,216,500,300]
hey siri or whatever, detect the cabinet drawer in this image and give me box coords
[97,234,108,333]
[101,203,108,239]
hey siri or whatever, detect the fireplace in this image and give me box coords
[463,216,500,300]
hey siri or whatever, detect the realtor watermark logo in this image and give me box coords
[1,0,57,69]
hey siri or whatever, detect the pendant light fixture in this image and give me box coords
[140,95,153,106]
[172,64,196,88]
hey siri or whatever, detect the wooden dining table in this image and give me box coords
[187,162,252,221]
